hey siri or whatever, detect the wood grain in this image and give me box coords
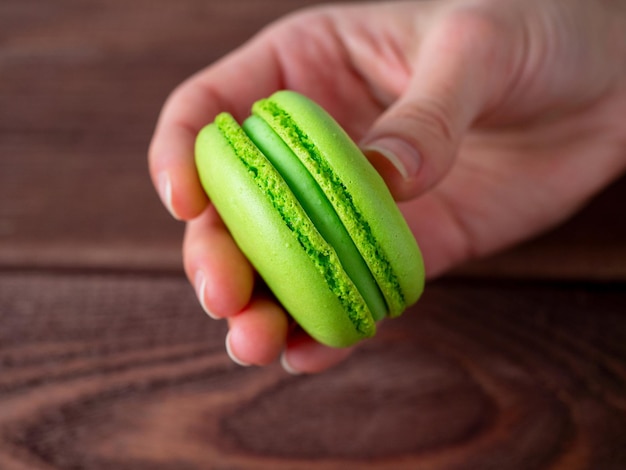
[1,273,625,469]
[1,0,626,468]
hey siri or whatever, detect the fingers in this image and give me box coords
[185,206,286,367]
[184,206,254,318]
[225,308,354,373]
[185,206,351,372]
[362,8,519,201]
[281,329,355,375]
[148,32,283,220]
[225,298,290,367]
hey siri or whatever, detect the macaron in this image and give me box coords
[195,90,424,347]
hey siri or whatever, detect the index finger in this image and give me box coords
[148,32,283,220]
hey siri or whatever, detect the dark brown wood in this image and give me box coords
[1,0,625,468]
[1,274,625,469]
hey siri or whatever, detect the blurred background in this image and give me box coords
[1,1,625,469]
[2,0,625,278]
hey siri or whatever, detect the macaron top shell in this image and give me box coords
[252,91,424,315]
[195,91,424,347]
[242,114,388,322]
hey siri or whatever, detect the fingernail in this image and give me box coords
[194,270,218,319]
[225,331,251,367]
[158,171,180,220]
[280,351,302,375]
[362,138,421,180]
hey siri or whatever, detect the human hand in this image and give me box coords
[148,0,626,373]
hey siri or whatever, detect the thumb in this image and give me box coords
[361,11,510,201]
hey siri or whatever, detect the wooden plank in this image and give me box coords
[0,272,625,468]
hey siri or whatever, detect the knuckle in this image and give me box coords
[396,100,456,144]
[439,6,506,46]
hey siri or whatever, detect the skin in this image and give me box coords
[148,0,626,374]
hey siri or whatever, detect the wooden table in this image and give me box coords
[2,1,625,468]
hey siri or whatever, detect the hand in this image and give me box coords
[148,0,626,373]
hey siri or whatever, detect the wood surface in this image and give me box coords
[1,274,625,469]
[1,0,625,468]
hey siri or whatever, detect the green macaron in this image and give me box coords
[195,90,424,347]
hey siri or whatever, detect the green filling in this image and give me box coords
[242,115,387,322]
[214,113,375,336]
[253,99,405,316]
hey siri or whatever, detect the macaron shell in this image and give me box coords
[195,117,375,347]
[254,91,425,315]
